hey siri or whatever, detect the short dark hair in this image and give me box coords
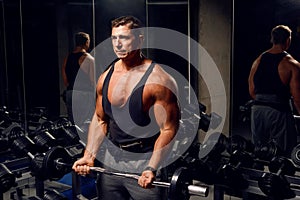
[75,32,89,46]
[270,25,292,44]
[111,16,144,37]
[111,15,143,29]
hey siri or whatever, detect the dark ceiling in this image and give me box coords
[276,0,300,20]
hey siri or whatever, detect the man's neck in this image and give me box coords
[74,46,87,53]
[269,44,287,54]
[120,53,145,71]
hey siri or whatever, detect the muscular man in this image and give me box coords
[62,32,95,127]
[72,16,180,200]
[248,25,300,156]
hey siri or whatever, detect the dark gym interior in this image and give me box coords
[1,0,300,199]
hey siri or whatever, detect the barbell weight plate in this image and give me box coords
[291,144,300,167]
[169,167,192,200]
[43,146,73,180]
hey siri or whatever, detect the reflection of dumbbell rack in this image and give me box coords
[211,147,300,199]
[213,165,300,200]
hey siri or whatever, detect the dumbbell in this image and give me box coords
[226,134,254,155]
[218,150,253,191]
[239,99,254,122]
[183,102,222,132]
[52,117,86,147]
[191,132,229,185]
[254,140,283,162]
[168,142,220,185]
[39,147,209,200]
[0,163,16,193]
[0,124,25,152]
[11,135,37,158]
[1,122,58,154]
[31,129,57,152]
[258,156,296,199]
[32,118,85,149]
[199,132,229,160]
[10,136,70,180]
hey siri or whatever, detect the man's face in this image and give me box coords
[111,25,141,59]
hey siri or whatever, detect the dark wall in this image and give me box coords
[22,2,59,118]
[0,0,59,118]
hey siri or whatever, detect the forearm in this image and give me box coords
[85,113,107,159]
[147,131,175,169]
[293,99,300,114]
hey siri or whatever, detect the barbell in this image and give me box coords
[48,147,209,200]
[87,165,208,200]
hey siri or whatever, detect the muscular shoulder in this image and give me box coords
[277,54,300,83]
[251,54,263,70]
[147,63,178,97]
[96,66,111,95]
[281,54,300,70]
[79,53,94,65]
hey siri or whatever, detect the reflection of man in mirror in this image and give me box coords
[72,16,180,200]
[62,32,95,128]
[248,25,300,157]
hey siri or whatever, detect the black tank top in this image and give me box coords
[65,52,92,91]
[102,61,159,150]
[253,52,290,102]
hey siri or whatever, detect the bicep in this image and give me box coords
[62,56,68,85]
[153,88,180,133]
[248,59,260,98]
[290,65,300,109]
[95,73,109,127]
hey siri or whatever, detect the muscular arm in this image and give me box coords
[248,56,261,99]
[62,55,69,87]
[139,66,180,188]
[72,72,109,174]
[289,62,300,113]
[79,53,96,87]
[148,85,180,169]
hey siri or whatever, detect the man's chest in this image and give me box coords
[107,70,152,107]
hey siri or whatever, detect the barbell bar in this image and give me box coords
[87,166,208,196]
[89,166,170,187]
[54,153,209,199]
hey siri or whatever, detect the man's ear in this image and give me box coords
[285,37,291,49]
[139,34,144,43]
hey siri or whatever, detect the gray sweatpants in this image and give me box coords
[95,150,167,200]
[251,104,297,157]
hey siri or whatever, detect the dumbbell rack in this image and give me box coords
[0,144,83,200]
[213,166,300,199]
